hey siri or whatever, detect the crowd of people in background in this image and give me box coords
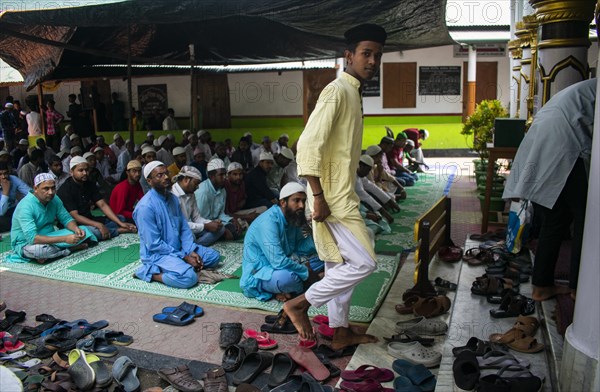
[0,92,428,297]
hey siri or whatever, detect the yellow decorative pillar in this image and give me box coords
[530,0,595,105]
[508,39,523,118]
[515,23,532,121]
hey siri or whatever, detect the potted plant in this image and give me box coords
[462,100,509,216]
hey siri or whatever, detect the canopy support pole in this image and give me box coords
[127,25,134,143]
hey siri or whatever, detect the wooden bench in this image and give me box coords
[403,196,453,300]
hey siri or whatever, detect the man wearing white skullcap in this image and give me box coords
[184,133,199,164]
[109,160,144,223]
[403,128,429,172]
[197,130,213,159]
[267,147,295,196]
[240,182,324,302]
[195,158,243,242]
[8,172,96,264]
[140,147,158,193]
[167,146,187,179]
[355,155,398,224]
[115,138,136,179]
[90,135,117,167]
[251,136,273,167]
[223,162,267,225]
[109,133,126,161]
[133,161,220,289]
[244,151,277,209]
[366,144,407,197]
[156,135,174,167]
[271,133,290,155]
[172,165,224,246]
[209,142,231,169]
[291,23,388,345]
[58,157,137,241]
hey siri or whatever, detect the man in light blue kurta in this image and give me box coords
[134,161,220,289]
[8,173,96,263]
[195,158,242,240]
[240,182,323,301]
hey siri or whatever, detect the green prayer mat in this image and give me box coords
[374,173,448,255]
[0,235,399,322]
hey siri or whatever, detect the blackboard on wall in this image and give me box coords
[419,66,461,95]
[363,74,380,97]
[138,84,168,116]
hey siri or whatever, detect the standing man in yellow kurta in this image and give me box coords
[284,24,386,349]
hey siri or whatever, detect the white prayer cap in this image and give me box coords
[20,110,27,116]
[187,134,195,141]
[359,155,374,167]
[141,146,156,156]
[69,133,80,140]
[65,124,72,132]
[140,143,149,150]
[113,133,122,141]
[144,161,165,179]
[279,147,294,161]
[182,129,191,136]
[279,133,289,140]
[56,149,69,159]
[172,146,186,156]
[83,152,95,160]
[70,146,82,154]
[175,165,202,181]
[158,135,168,145]
[365,145,382,156]
[227,162,243,173]
[420,129,430,140]
[0,150,8,157]
[18,139,29,146]
[146,131,154,137]
[243,131,252,137]
[197,130,207,137]
[69,156,88,169]
[153,139,160,147]
[34,173,56,187]
[4,102,13,108]
[405,139,415,146]
[93,147,104,153]
[279,182,306,200]
[125,139,132,144]
[207,158,225,172]
[167,134,174,140]
[259,152,274,162]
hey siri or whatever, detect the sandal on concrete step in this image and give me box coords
[112,355,140,392]
[67,349,95,391]
[388,341,441,368]
[478,364,544,392]
[452,337,507,356]
[434,277,457,291]
[76,336,118,357]
[489,294,535,318]
[392,359,436,392]
[477,350,530,369]
[412,296,451,318]
[204,366,228,392]
[384,331,434,347]
[219,322,243,348]
[158,364,203,392]
[396,316,448,336]
[452,351,480,390]
[507,335,545,353]
[161,301,204,318]
[153,308,195,327]
[489,316,539,344]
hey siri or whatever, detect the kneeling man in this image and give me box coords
[134,161,221,289]
[9,173,96,263]
[240,182,323,302]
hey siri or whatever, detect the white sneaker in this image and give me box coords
[387,341,442,368]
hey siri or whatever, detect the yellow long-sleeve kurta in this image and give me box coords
[296,72,376,263]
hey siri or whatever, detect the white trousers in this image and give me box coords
[305,222,377,328]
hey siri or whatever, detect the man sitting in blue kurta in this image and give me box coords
[8,173,96,264]
[240,182,324,302]
[133,161,221,289]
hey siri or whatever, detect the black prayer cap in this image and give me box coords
[344,24,387,45]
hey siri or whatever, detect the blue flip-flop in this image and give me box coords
[152,309,195,326]
[161,301,204,318]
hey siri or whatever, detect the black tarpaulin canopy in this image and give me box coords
[0,0,455,89]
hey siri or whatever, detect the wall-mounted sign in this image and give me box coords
[419,66,461,95]
[363,74,380,97]
[454,44,506,57]
[138,84,168,116]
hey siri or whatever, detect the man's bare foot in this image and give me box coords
[71,243,89,252]
[283,294,314,340]
[331,326,378,350]
[275,293,292,302]
[532,285,571,301]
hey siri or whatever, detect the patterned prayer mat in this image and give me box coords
[374,172,451,255]
[0,235,400,322]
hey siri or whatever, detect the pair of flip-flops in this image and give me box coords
[153,301,204,326]
[243,329,278,350]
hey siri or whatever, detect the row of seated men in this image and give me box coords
[2,127,424,301]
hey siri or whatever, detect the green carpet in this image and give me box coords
[374,173,448,255]
[0,235,399,322]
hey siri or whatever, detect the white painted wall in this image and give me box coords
[9,81,81,115]
[11,44,598,118]
[227,71,303,116]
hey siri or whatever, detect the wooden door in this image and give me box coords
[195,73,231,129]
[383,62,417,108]
[303,69,337,124]
[81,79,112,132]
[462,62,498,120]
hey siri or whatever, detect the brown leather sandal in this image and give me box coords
[508,335,545,353]
[412,296,451,318]
[395,296,421,314]
[489,316,539,344]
